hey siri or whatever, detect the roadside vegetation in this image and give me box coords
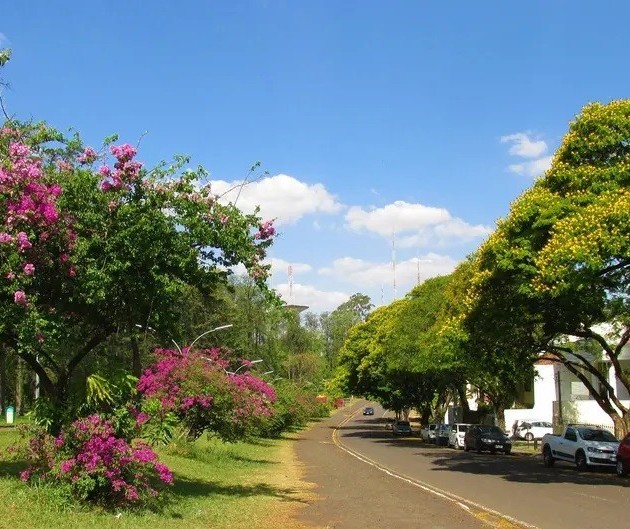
[332,100,630,438]
[0,427,313,529]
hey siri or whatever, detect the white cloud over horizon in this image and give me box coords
[318,253,458,289]
[273,282,350,313]
[345,200,492,245]
[501,131,553,177]
[211,173,343,225]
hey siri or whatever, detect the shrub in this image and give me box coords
[137,347,276,442]
[15,414,173,507]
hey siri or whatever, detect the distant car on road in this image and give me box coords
[435,424,452,446]
[363,407,375,416]
[421,423,437,443]
[464,425,512,455]
[516,421,553,441]
[448,423,472,449]
[616,432,630,477]
[392,420,412,436]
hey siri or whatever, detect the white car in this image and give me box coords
[517,421,553,441]
[421,424,437,443]
[448,423,472,449]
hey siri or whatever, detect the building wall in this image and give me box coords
[505,363,556,427]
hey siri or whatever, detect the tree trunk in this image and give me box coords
[457,385,470,413]
[15,358,23,416]
[0,347,5,413]
[613,413,630,439]
[131,336,142,378]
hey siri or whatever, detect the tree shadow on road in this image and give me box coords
[427,450,630,487]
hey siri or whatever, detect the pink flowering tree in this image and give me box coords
[0,121,276,429]
[137,347,276,442]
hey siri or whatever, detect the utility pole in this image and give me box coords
[392,235,397,300]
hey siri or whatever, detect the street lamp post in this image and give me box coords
[188,324,234,351]
[134,323,233,354]
[227,359,263,375]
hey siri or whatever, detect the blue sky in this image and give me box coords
[2,1,630,312]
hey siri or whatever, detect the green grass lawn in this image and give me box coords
[0,427,314,529]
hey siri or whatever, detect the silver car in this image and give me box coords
[448,423,472,449]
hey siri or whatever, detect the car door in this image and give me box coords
[556,427,578,460]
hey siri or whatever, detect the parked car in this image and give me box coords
[363,407,375,416]
[421,423,437,443]
[464,425,512,454]
[541,424,619,470]
[449,423,472,449]
[435,423,452,446]
[392,420,413,436]
[517,421,553,441]
[616,432,630,477]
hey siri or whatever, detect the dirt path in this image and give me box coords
[293,401,489,529]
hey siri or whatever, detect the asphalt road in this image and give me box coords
[295,401,490,529]
[330,402,630,529]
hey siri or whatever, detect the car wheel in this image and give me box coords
[476,442,482,454]
[617,460,626,477]
[490,447,496,455]
[504,447,511,455]
[464,441,470,452]
[575,450,588,471]
[524,432,534,442]
[543,446,555,468]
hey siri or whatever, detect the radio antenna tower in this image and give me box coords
[288,265,294,303]
[392,235,397,300]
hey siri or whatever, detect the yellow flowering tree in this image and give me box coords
[464,101,630,436]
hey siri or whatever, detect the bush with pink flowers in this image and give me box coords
[137,346,276,442]
[15,414,173,507]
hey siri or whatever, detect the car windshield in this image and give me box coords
[397,421,410,426]
[578,428,618,442]
[479,426,503,435]
[458,425,469,432]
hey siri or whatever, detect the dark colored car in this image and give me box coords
[464,425,512,455]
[392,420,412,436]
[617,432,630,476]
[363,407,375,416]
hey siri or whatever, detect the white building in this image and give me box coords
[505,341,630,433]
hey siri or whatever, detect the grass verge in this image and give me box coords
[0,428,315,529]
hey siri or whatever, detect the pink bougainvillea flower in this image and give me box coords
[23,263,35,276]
[77,146,97,164]
[16,232,32,251]
[14,290,27,305]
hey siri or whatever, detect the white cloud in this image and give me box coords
[507,155,553,177]
[501,132,553,178]
[319,253,457,288]
[500,132,547,159]
[273,282,349,313]
[344,200,492,245]
[267,257,312,277]
[210,173,343,225]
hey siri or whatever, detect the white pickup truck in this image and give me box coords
[541,424,619,470]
